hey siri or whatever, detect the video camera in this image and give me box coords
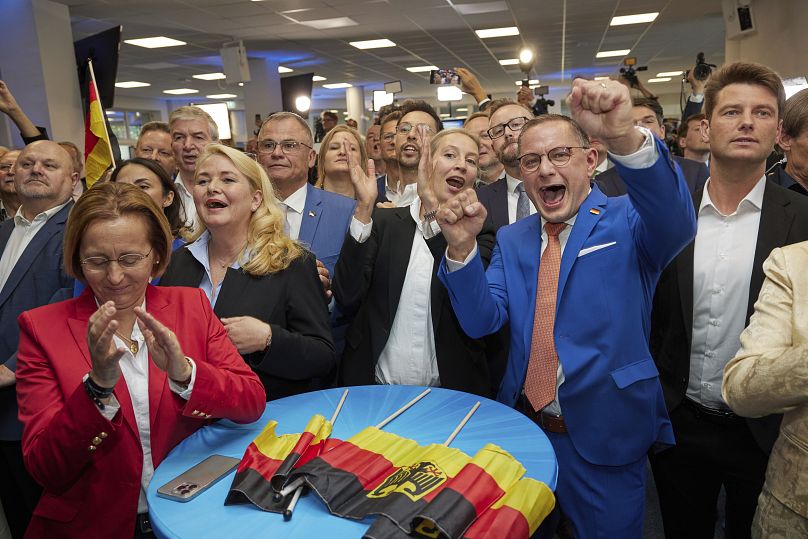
[685,52,716,82]
[533,85,555,115]
[619,57,647,88]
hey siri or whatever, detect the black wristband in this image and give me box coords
[84,375,114,410]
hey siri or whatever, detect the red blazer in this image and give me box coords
[15,285,266,539]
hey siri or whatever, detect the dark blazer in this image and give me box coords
[650,180,808,452]
[159,247,336,400]
[768,163,808,195]
[375,174,390,205]
[0,201,73,440]
[596,155,709,197]
[332,207,496,396]
[476,175,509,230]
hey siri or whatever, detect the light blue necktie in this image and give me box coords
[516,182,530,221]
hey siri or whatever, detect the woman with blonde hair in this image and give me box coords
[160,144,335,399]
[315,124,368,199]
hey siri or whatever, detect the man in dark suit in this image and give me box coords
[649,62,808,539]
[374,110,402,206]
[0,140,76,537]
[768,88,808,195]
[476,99,536,230]
[596,97,709,197]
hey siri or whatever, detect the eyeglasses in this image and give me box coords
[80,249,153,272]
[518,147,587,171]
[396,123,434,135]
[487,116,530,139]
[257,140,313,155]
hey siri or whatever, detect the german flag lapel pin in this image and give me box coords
[308,210,316,217]
[589,208,601,215]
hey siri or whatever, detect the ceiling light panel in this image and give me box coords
[192,73,226,80]
[596,49,631,58]
[323,83,353,89]
[115,81,150,88]
[610,13,659,26]
[406,66,438,73]
[349,39,396,49]
[124,36,186,48]
[163,88,199,95]
[475,27,519,39]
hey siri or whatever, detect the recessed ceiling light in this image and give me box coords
[299,17,358,30]
[323,83,353,89]
[437,86,462,101]
[456,107,468,112]
[514,80,540,85]
[192,72,226,80]
[207,94,237,99]
[278,66,293,73]
[596,49,631,58]
[238,83,244,87]
[115,81,150,88]
[594,76,611,81]
[312,75,327,81]
[281,8,312,14]
[349,38,396,49]
[648,77,672,83]
[439,113,451,118]
[610,12,659,26]
[406,65,438,73]
[163,88,199,95]
[124,36,186,49]
[657,71,683,77]
[499,58,519,66]
[454,2,508,15]
[475,27,519,39]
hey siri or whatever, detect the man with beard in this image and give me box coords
[0,141,77,537]
[464,112,504,185]
[389,100,443,208]
[169,106,218,233]
[0,150,21,221]
[476,99,536,229]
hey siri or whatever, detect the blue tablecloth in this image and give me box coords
[148,385,557,538]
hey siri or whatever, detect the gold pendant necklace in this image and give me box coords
[115,332,139,355]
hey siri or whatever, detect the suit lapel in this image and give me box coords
[556,189,606,303]
[210,268,252,318]
[0,221,13,255]
[676,189,701,347]
[518,216,542,357]
[429,233,448,335]
[0,202,71,307]
[145,286,173,426]
[298,184,324,247]
[493,178,509,228]
[386,210,416,327]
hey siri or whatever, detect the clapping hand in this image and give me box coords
[87,301,126,388]
[135,306,192,384]
[415,124,439,213]
[437,189,487,262]
[346,138,377,224]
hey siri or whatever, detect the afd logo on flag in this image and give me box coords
[367,462,447,502]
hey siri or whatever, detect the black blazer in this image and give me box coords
[159,247,336,400]
[650,180,808,452]
[476,175,509,230]
[332,207,496,396]
[596,155,709,197]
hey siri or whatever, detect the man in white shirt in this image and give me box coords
[650,62,808,539]
[169,106,218,233]
[0,140,77,537]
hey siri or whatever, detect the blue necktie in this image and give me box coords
[516,182,530,221]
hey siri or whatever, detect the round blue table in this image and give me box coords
[147,385,557,538]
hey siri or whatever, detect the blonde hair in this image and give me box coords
[429,128,481,184]
[192,144,303,276]
[315,125,367,188]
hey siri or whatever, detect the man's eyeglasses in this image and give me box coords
[487,116,530,139]
[518,147,587,172]
[257,140,313,155]
[80,249,153,273]
[396,123,434,135]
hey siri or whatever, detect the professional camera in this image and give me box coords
[685,52,716,82]
[619,57,648,88]
[533,85,555,116]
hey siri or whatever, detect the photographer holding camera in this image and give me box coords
[682,52,716,122]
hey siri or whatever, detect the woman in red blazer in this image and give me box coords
[15,183,266,539]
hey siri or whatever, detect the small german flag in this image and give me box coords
[83,59,115,187]
[589,208,601,215]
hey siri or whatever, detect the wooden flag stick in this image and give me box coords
[443,402,480,446]
[330,389,349,424]
[375,388,431,429]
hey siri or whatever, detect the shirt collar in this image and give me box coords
[699,175,766,215]
[283,183,308,214]
[174,175,192,197]
[14,199,70,226]
[187,230,244,271]
[505,173,523,194]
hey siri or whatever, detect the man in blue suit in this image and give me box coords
[437,79,697,538]
[0,140,76,537]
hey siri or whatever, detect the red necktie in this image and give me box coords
[524,222,566,412]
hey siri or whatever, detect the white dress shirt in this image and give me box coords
[94,300,197,514]
[506,174,537,224]
[0,201,70,291]
[349,198,441,386]
[280,183,307,241]
[687,176,765,409]
[186,230,244,308]
[174,174,198,233]
[384,178,418,208]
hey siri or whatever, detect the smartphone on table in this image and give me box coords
[156,455,240,502]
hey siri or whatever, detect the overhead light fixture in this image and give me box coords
[312,75,327,81]
[437,86,462,101]
[207,93,237,99]
[238,83,244,87]
[439,113,450,118]
[300,17,357,30]
[295,95,311,112]
[594,76,610,81]
[192,72,226,80]
[475,26,519,39]
[115,81,150,88]
[596,49,631,58]
[124,36,186,49]
[406,65,438,73]
[323,83,353,89]
[373,90,394,111]
[349,38,396,49]
[610,12,659,26]
[278,66,294,73]
[499,58,519,66]
[514,80,540,85]
[456,107,468,112]
[656,71,683,77]
[163,88,199,95]
[647,77,672,83]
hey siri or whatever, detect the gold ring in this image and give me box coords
[599,82,607,88]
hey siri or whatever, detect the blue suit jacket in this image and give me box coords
[439,139,696,466]
[298,184,356,277]
[0,202,74,440]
